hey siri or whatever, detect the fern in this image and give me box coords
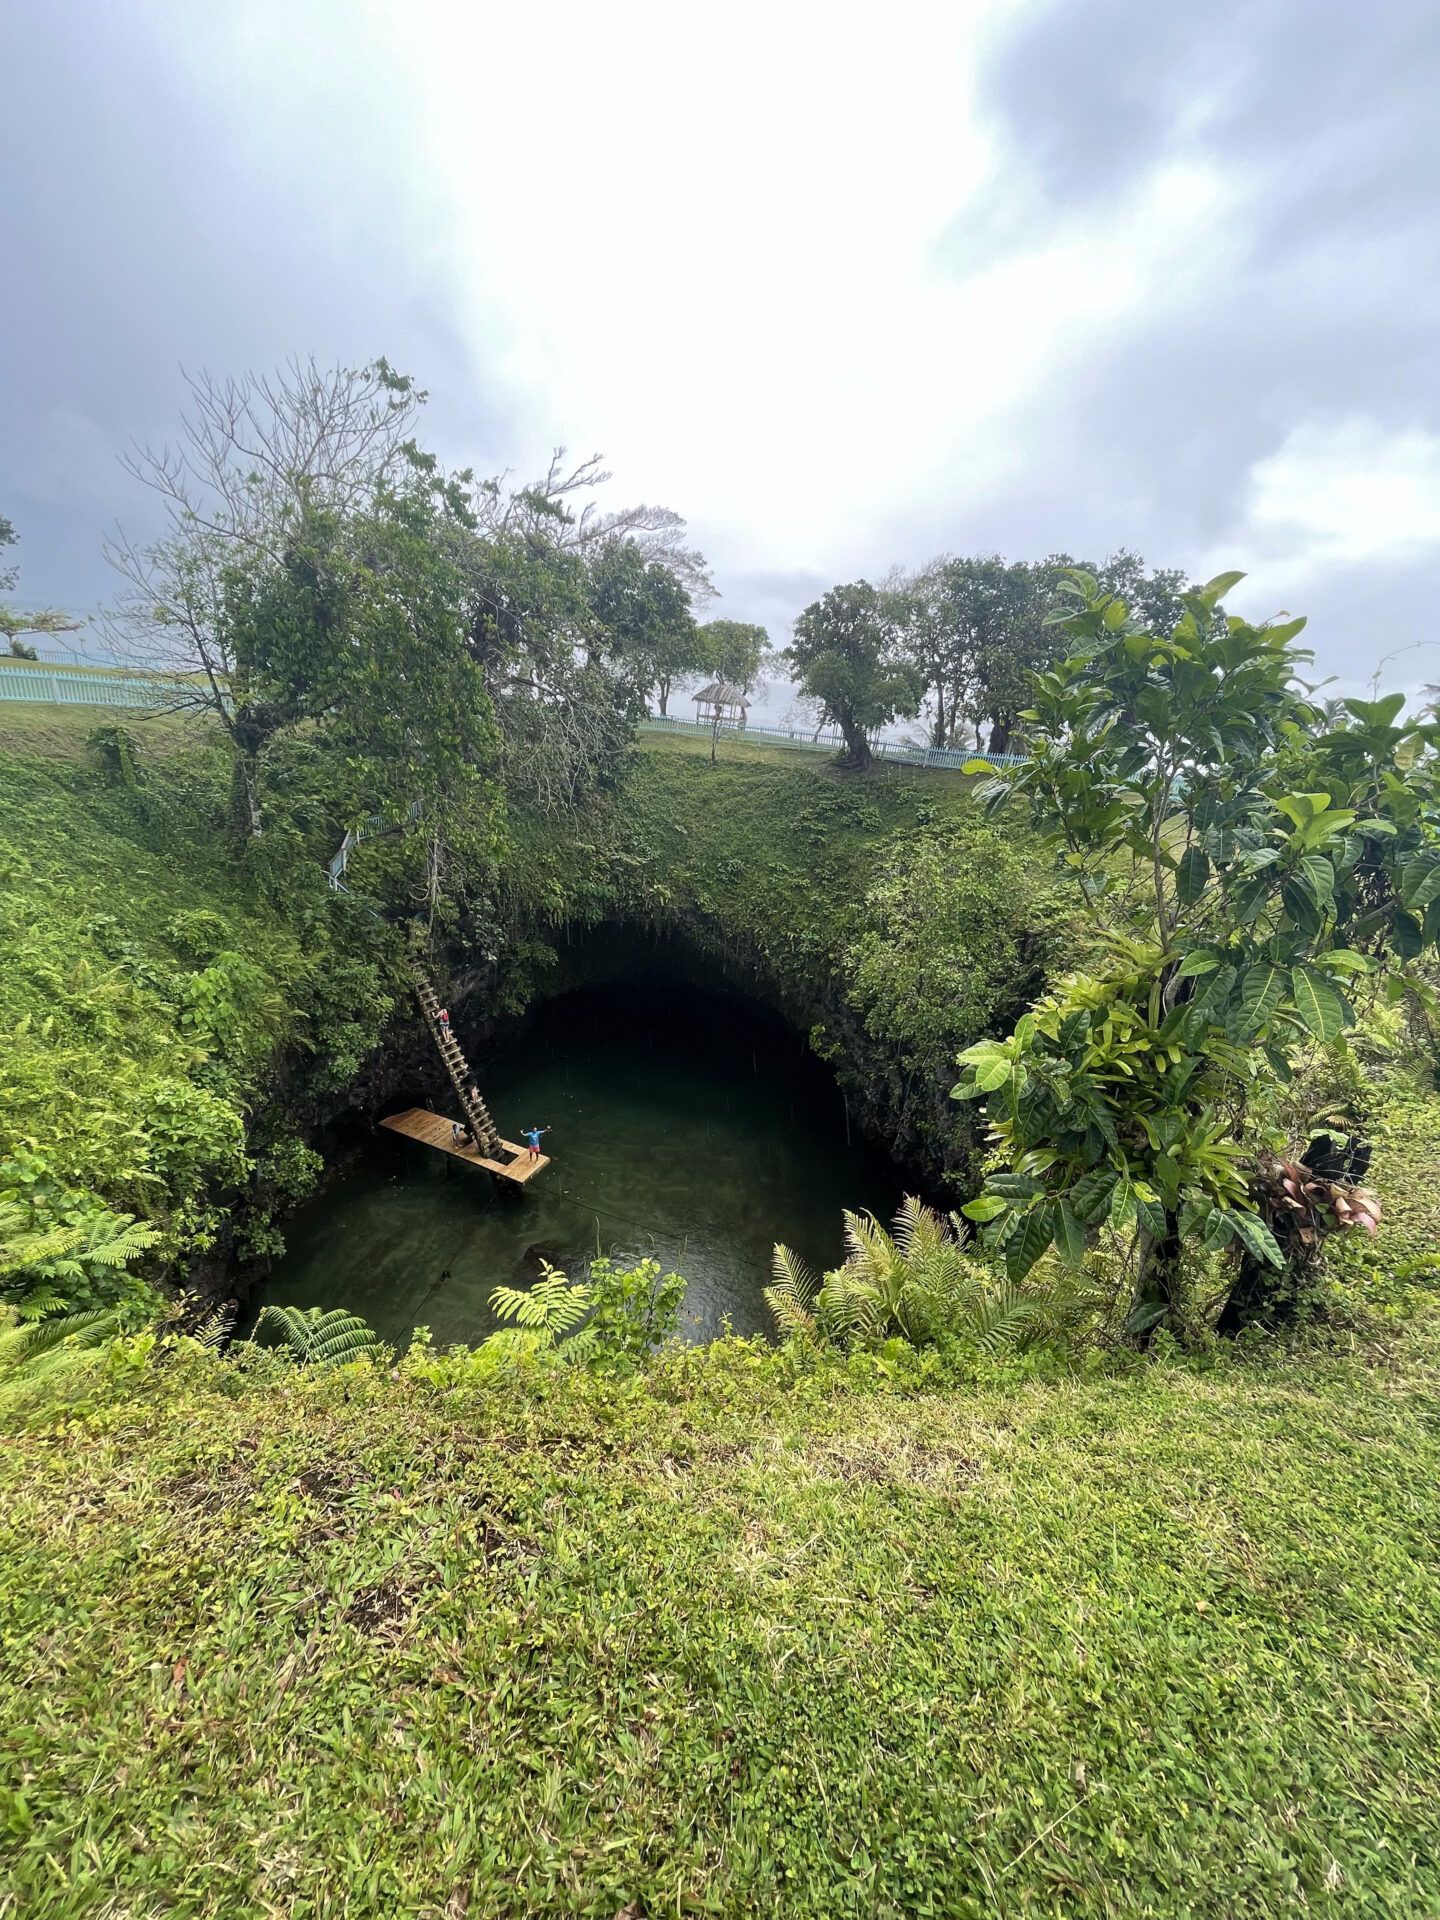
[189,1303,237,1350]
[490,1264,594,1339]
[0,1308,122,1376]
[0,1162,163,1319]
[765,1245,820,1345]
[768,1197,1069,1355]
[254,1305,381,1367]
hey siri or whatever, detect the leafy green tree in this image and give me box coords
[586,538,699,714]
[892,551,1194,753]
[954,571,1435,1336]
[698,618,771,694]
[107,359,441,836]
[786,582,922,770]
[952,556,1052,748]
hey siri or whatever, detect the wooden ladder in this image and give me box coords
[405,956,502,1159]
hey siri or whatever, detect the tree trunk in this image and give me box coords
[657,678,670,717]
[230,752,263,838]
[710,708,722,765]
[929,683,946,751]
[1130,1217,1182,1341]
[838,712,871,770]
[1217,1241,1320,1334]
[987,716,1012,755]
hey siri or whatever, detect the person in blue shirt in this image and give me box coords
[522,1125,550,1161]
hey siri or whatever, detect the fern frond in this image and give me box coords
[770,1244,818,1308]
[189,1303,236,1350]
[490,1264,592,1339]
[970,1289,1044,1355]
[306,1313,383,1364]
[254,1305,380,1366]
[0,1309,122,1373]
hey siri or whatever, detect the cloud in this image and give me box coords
[1,0,1437,697]
[1240,419,1440,578]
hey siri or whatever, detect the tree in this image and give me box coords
[695,618,773,762]
[698,619,771,694]
[424,448,711,813]
[892,550,1195,754]
[954,571,1435,1338]
[586,538,699,715]
[786,583,922,771]
[107,358,435,835]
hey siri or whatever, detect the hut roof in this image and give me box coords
[692,681,750,707]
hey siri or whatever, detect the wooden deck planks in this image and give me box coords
[379,1107,550,1185]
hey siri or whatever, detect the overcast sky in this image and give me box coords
[4,0,1439,704]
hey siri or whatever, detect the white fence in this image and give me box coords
[638,714,1026,770]
[0,663,203,709]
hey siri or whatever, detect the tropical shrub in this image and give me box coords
[768,1197,1066,1353]
[960,571,1439,1334]
[489,1255,686,1366]
[0,1149,162,1318]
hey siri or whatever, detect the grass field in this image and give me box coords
[0,699,213,761]
[2,1318,1438,1919]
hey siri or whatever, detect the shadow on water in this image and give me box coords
[253,977,904,1348]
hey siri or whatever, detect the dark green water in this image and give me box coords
[253,980,902,1347]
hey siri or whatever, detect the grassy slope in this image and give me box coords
[503,730,982,972]
[2,1312,1438,1918]
[0,726,393,1269]
[0,742,292,1214]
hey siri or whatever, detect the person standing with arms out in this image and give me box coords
[522,1124,550,1162]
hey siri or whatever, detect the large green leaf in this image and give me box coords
[1053,1200,1086,1270]
[1238,963,1287,1032]
[1298,853,1335,903]
[1176,949,1221,978]
[1289,966,1345,1041]
[1226,1209,1283,1269]
[988,1174,1045,1200]
[1069,1168,1118,1224]
[1393,909,1424,960]
[1134,1190,1167,1238]
[1005,1205,1055,1281]
[1175,846,1210,905]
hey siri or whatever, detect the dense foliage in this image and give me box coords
[956,571,1440,1335]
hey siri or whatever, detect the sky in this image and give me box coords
[3,0,1439,711]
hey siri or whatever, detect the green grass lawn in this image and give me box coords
[0,699,213,762]
[3,1318,1438,1919]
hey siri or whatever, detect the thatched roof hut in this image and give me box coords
[692,681,750,728]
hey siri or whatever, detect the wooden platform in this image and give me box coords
[379,1108,550,1185]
